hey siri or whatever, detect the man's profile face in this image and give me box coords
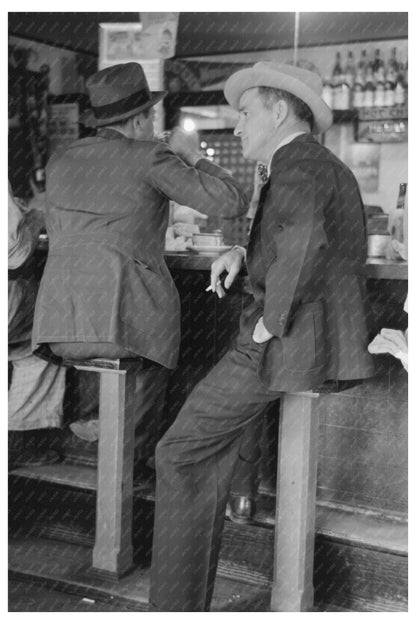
[234,88,277,162]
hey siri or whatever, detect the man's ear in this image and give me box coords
[273,99,289,128]
[132,114,143,130]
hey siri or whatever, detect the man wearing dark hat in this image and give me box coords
[32,63,246,469]
[150,62,374,611]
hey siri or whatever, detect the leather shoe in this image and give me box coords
[228,494,256,525]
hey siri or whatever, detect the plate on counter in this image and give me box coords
[191,244,232,255]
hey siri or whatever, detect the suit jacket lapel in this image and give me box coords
[247,179,271,266]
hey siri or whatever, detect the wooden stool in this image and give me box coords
[271,390,319,611]
[62,356,144,580]
[271,381,359,611]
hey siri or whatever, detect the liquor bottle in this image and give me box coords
[331,51,343,86]
[345,51,356,89]
[352,70,365,108]
[357,50,367,78]
[332,52,345,109]
[363,65,375,108]
[372,48,385,82]
[374,66,386,107]
[384,61,396,107]
[322,76,333,109]
[337,75,351,111]
[394,62,406,106]
[387,47,399,84]
[352,50,366,108]
[396,182,407,211]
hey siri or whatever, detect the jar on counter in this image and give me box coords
[385,183,408,261]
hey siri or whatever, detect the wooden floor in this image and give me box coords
[9,535,273,612]
[9,462,408,612]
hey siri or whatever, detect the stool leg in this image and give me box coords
[271,393,319,611]
[92,369,136,578]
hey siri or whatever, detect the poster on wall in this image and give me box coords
[140,12,179,60]
[342,143,380,193]
[47,102,80,155]
[99,14,179,68]
[99,23,145,65]
[48,103,79,141]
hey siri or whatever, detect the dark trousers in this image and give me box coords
[149,336,281,611]
[230,416,264,497]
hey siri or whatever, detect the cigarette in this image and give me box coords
[205,280,221,292]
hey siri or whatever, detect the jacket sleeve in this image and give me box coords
[262,166,328,338]
[147,142,247,218]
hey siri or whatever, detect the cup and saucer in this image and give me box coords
[190,232,232,255]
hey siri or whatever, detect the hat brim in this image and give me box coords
[80,91,166,128]
[224,67,332,134]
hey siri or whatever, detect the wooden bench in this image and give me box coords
[61,356,144,580]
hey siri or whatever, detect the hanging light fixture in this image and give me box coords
[293,12,300,67]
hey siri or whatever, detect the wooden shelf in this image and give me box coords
[332,109,359,124]
[361,259,408,280]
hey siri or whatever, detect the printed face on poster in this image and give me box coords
[99,15,179,65]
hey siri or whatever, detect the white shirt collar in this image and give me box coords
[266,132,307,177]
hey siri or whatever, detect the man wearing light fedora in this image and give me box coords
[150,62,374,611]
[32,62,246,472]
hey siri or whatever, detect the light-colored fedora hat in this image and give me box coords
[82,62,166,128]
[224,61,333,134]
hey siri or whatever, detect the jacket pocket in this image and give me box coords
[281,301,325,373]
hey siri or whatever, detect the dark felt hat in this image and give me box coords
[81,62,166,128]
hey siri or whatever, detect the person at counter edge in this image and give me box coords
[150,61,375,611]
[31,62,247,473]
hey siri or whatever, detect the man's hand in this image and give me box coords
[169,128,204,166]
[208,246,245,298]
[252,316,273,344]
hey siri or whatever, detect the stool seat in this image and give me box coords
[62,356,144,372]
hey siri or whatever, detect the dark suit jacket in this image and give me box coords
[32,128,246,369]
[241,133,374,392]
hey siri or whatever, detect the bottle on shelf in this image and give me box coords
[374,64,386,107]
[332,52,350,110]
[372,48,385,83]
[394,64,406,106]
[403,60,408,104]
[322,76,333,109]
[338,75,351,111]
[352,50,366,108]
[331,51,343,86]
[387,47,399,84]
[357,49,367,78]
[363,64,375,108]
[345,51,356,89]
[352,70,365,108]
[384,61,396,107]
